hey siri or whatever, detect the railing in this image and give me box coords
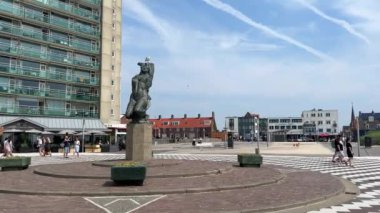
[0,21,99,53]
[81,0,101,7]
[0,1,100,37]
[0,82,99,102]
[20,0,99,22]
[0,41,99,70]
[0,61,99,85]
[0,103,99,118]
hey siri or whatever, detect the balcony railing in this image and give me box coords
[0,1,100,37]
[81,0,101,7]
[0,62,100,85]
[28,0,100,22]
[0,83,99,102]
[0,41,99,70]
[0,21,100,53]
[0,103,99,118]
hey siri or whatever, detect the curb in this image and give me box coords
[33,167,232,179]
[0,171,285,196]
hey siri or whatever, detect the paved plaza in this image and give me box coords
[1,142,380,212]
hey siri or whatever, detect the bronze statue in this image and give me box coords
[125,57,154,123]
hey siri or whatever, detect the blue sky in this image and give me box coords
[121,0,380,130]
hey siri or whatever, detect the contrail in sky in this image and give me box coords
[297,0,370,45]
[202,0,333,61]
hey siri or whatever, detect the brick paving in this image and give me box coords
[0,158,347,213]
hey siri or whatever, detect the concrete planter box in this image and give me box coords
[111,164,146,185]
[238,154,263,167]
[0,157,31,171]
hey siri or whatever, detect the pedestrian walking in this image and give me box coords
[2,137,13,157]
[332,135,346,164]
[346,137,354,167]
[63,133,71,158]
[44,136,52,157]
[37,136,44,156]
[74,136,80,158]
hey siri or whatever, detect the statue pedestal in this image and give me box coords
[126,123,152,161]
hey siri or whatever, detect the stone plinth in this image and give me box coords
[126,123,152,161]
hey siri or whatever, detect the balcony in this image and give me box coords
[0,62,100,85]
[0,1,100,37]
[27,0,100,22]
[81,0,101,7]
[0,42,99,70]
[0,83,99,102]
[0,104,99,118]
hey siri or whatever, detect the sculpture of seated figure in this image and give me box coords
[125,57,154,123]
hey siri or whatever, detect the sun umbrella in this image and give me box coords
[41,131,54,135]
[58,130,76,135]
[25,129,42,134]
[88,130,108,135]
[4,128,24,133]
[74,131,92,136]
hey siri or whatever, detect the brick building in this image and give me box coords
[149,112,218,140]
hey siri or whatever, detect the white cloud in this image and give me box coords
[296,0,370,45]
[202,0,333,61]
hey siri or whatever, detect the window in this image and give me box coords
[292,126,297,129]
[326,120,331,124]
[326,113,330,117]
[111,65,114,71]
[111,94,113,100]
[111,80,114,85]
[298,126,303,129]
[163,122,169,125]
[269,126,274,130]
[112,51,115,57]
[318,121,323,125]
[172,121,179,126]
[112,36,115,43]
[369,116,374,122]
[280,119,290,123]
[318,128,323,133]
[318,113,323,117]
[269,119,279,123]
[280,126,285,130]
[326,128,331,133]
[275,126,279,129]
[311,113,315,117]
[111,109,114,115]
[112,23,115,29]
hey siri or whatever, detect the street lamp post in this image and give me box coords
[357,117,360,157]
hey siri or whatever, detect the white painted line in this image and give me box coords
[129,199,141,206]
[84,197,112,213]
[127,195,167,213]
[105,198,122,207]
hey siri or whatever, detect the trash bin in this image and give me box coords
[364,137,372,148]
[227,132,234,148]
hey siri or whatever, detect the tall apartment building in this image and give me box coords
[301,109,338,136]
[0,0,121,129]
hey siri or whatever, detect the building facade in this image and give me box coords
[301,109,338,137]
[358,111,380,136]
[149,113,218,140]
[0,0,121,127]
[238,112,259,141]
[225,116,239,138]
[267,117,303,141]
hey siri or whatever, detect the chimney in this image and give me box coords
[212,111,215,118]
[198,113,201,118]
[171,114,174,119]
[184,114,187,119]
[158,115,161,119]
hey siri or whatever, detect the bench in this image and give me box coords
[195,142,214,148]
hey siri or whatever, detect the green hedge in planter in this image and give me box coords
[111,162,146,185]
[238,154,263,167]
[0,157,31,171]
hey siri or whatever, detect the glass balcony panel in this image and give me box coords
[0,41,11,53]
[81,0,100,6]
[24,8,45,22]
[0,1,22,16]
[49,0,73,13]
